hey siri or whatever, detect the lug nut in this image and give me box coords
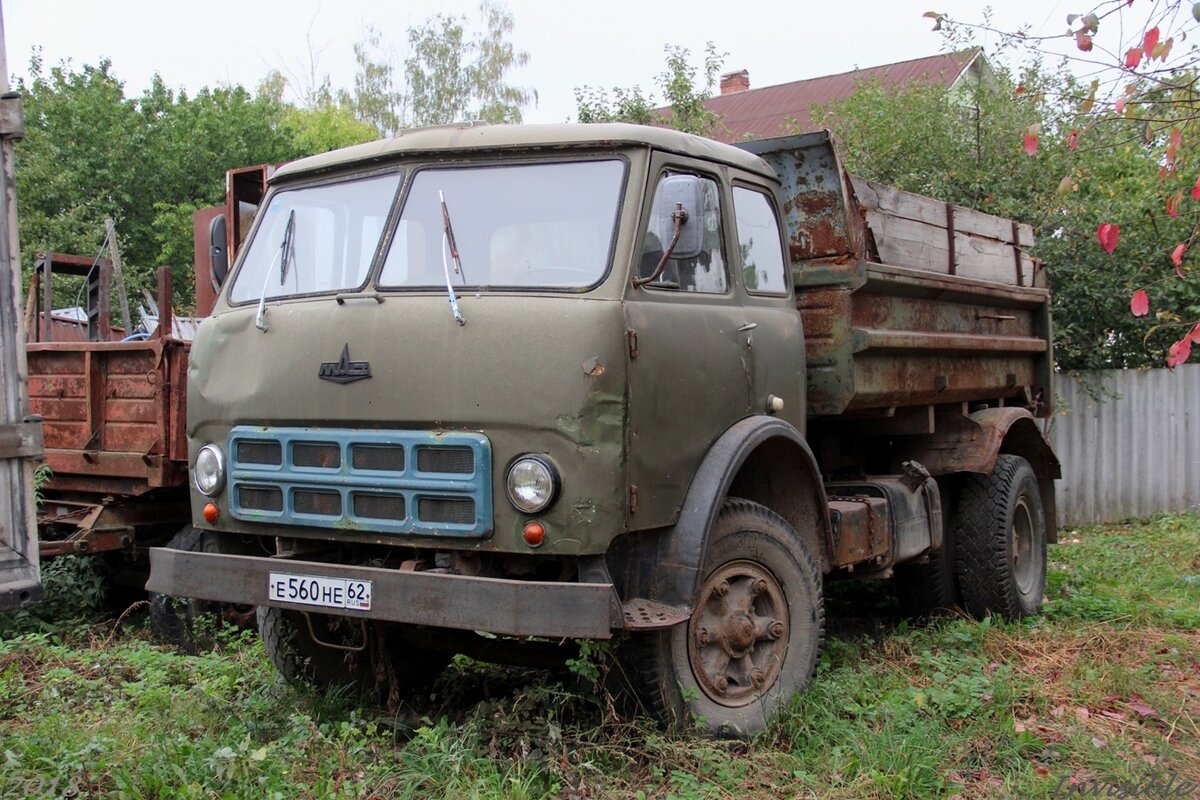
[714,581,731,597]
[751,578,769,595]
[715,676,729,693]
[697,627,711,646]
[768,620,785,640]
[751,669,766,687]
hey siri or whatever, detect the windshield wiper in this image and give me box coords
[255,209,296,332]
[438,190,466,326]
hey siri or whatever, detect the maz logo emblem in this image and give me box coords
[318,344,371,384]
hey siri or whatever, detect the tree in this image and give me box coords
[329,1,535,133]
[15,53,372,312]
[927,3,1200,367]
[575,42,725,136]
[813,59,1200,372]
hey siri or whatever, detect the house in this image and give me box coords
[668,48,994,143]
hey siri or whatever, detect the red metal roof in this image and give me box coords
[666,49,982,143]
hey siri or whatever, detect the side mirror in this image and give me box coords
[651,175,704,261]
[209,213,229,290]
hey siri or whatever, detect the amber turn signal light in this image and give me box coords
[203,502,219,524]
[522,521,545,547]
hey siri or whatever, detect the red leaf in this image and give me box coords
[1131,289,1150,317]
[1167,337,1192,368]
[1015,84,1027,95]
[1129,700,1160,718]
[1116,96,1128,115]
[1192,176,1200,201]
[1125,47,1144,68]
[1189,321,1200,343]
[1067,129,1080,149]
[1076,30,1093,51]
[1167,192,1181,217]
[1098,223,1120,254]
[1144,26,1160,56]
[1024,133,1038,156]
[1173,243,1187,276]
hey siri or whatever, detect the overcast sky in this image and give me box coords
[0,0,1141,124]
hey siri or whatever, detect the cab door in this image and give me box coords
[625,156,752,530]
[729,181,805,432]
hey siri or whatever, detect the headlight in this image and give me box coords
[195,444,226,496]
[506,455,559,514]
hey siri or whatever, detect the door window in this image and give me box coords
[733,187,788,295]
[638,175,728,294]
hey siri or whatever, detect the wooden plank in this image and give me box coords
[39,420,90,449]
[105,399,157,424]
[865,214,1038,286]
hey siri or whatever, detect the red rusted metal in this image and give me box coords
[38,492,190,556]
[28,338,189,493]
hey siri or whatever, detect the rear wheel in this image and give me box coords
[613,498,823,737]
[954,455,1047,619]
[894,477,961,618]
[257,606,449,706]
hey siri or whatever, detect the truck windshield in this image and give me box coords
[379,160,625,290]
[229,173,401,304]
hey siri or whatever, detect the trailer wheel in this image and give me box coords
[257,607,448,704]
[954,454,1047,619]
[148,526,254,653]
[613,498,824,738]
[894,477,961,618]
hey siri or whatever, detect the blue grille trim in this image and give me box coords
[227,427,493,538]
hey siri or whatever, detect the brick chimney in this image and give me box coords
[720,69,750,95]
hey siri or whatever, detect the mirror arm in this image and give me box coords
[633,204,688,288]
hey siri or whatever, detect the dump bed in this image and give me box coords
[26,337,189,496]
[739,132,1053,418]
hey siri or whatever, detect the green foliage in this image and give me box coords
[15,54,300,311]
[814,59,1200,370]
[0,556,109,637]
[574,42,726,136]
[0,513,1195,798]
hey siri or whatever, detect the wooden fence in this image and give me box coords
[1051,364,1200,527]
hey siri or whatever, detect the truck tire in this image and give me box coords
[954,454,1046,619]
[613,498,824,738]
[149,526,253,653]
[257,606,448,703]
[894,477,961,618]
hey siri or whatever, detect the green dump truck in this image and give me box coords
[147,124,1058,736]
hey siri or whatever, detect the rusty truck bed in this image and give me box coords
[740,132,1053,419]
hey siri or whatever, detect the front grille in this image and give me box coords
[239,485,283,512]
[419,496,476,525]
[417,445,475,474]
[353,493,406,521]
[227,427,492,538]
[293,442,341,469]
[237,440,281,466]
[294,489,342,516]
[352,444,405,471]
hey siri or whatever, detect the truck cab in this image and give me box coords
[150,123,1058,736]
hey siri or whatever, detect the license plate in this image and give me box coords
[268,572,372,611]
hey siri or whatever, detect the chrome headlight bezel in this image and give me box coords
[505,455,560,514]
[194,444,226,497]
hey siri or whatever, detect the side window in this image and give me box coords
[639,174,727,293]
[733,187,788,294]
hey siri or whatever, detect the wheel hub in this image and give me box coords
[688,560,789,707]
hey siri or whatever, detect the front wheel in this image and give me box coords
[148,526,254,653]
[257,607,449,706]
[954,454,1047,619]
[614,498,824,737]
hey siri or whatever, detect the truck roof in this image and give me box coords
[272,122,778,182]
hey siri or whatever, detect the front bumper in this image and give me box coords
[146,547,619,639]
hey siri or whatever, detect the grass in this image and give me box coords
[0,512,1196,799]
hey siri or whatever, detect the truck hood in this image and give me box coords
[187,293,629,552]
